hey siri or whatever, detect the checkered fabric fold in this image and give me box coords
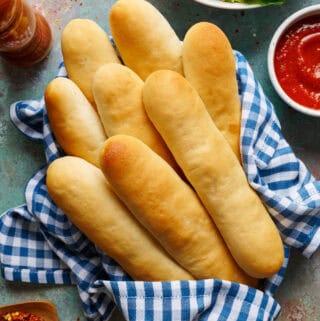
[1,51,319,321]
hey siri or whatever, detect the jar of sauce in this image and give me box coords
[0,0,52,67]
[274,15,320,110]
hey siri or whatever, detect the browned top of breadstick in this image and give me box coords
[143,70,284,278]
[61,18,120,109]
[45,77,107,167]
[109,0,183,80]
[47,156,193,281]
[93,63,181,172]
[100,135,258,286]
[183,22,241,160]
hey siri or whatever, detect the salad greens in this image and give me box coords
[223,0,284,4]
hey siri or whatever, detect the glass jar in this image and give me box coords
[0,0,52,66]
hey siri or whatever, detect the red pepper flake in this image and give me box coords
[0,311,45,321]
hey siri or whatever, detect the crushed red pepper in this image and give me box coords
[0,311,45,321]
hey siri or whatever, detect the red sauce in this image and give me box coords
[274,15,320,110]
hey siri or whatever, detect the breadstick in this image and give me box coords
[143,70,284,278]
[45,77,107,167]
[61,19,120,109]
[183,22,241,160]
[109,0,183,80]
[100,135,257,286]
[46,156,193,281]
[92,63,179,171]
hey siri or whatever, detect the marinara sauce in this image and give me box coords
[274,15,320,110]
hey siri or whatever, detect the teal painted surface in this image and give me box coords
[0,0,319,320]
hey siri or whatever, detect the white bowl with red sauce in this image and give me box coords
[268,4,320,116]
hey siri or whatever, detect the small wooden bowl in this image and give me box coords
[0,301,59,321]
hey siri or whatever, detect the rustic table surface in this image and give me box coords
[0,0,319,320]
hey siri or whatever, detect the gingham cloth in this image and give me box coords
[1,51,320,321]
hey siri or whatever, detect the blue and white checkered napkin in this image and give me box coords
[1,52,320,321]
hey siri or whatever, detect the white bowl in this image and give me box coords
[268,4,320,117]
[193,0,262,10]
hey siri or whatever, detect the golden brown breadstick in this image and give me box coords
[100,135,258,286]
[183,22,241,160]
[109,0,183,80]
[61,19,120,109]
[45,77,107,168]
[92,63,179,171]
[143,70,284,278]
[47,156,193,281]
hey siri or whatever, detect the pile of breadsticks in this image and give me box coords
[45,0,284,287]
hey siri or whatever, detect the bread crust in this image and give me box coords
[143,70,284,278]
[93,63,179,171]
[100,135,257,286]
[183,22,241,160]
[61,18,120,108]
[46,156,193,281]
[109,0,183,80]
[45,77,107,167]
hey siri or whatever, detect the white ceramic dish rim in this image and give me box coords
[268,4,320,117]
[194,0,262,10]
